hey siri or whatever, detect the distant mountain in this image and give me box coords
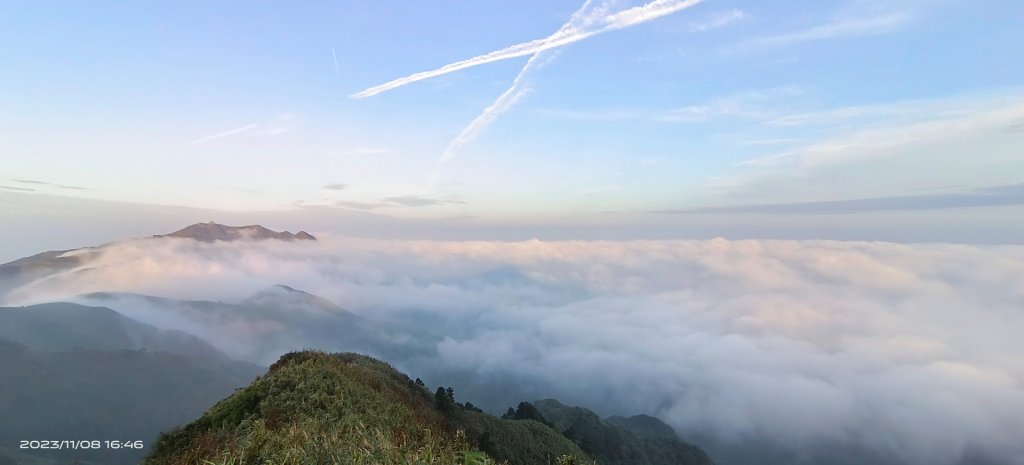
[0,248,96,299]
[607,414,682,441]
[78,285,431,365]
[0,304,261,465]
[0,222,316,304]
[159,222,316,242]
[534,399,714,465]
[240,284,349,316]
[0,302,224,360]
[144,351,594,465]
[0,341,261,465]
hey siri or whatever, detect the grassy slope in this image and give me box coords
[144,352,593,465]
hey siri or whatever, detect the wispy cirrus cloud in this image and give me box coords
[663,183,1024,215]
[572,184,623,196]
[710,93,1024,208]
[689,9,747,32]
[0,185,35,192]
[12,179,87,190]
[333,194,466,210]
[183,124,258,146]
[740,12,909,49]
[264,113,299,136]
[384,195,465,207]
[184,114,298,146]
[335,148,392,156]
[350,0,706,99]
[537,86,802,124]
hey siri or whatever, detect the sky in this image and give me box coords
[2,0,1024,257]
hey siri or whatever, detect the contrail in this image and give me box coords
[439,0,597,162]
[351,0,705,99]
[183,124,258,146]
[332,48,341,77]
[439,51,556,162]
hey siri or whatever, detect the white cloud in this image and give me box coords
[183,124,258,146]
[439,51,550,162]
[264,113,299,136]
[741,12,909,49]
[689,9,747,32]
[537,86,803,124]
[3,235,1024,464]
[350,0,705,99]
[332,48,341,77]
[572,184,622,196]
[335,147,392,156]
[715,93,1024,205]
[183,114,299,146]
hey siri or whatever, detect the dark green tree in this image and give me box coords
[434,386,456,414]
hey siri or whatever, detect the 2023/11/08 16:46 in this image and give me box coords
[19,440,144,450]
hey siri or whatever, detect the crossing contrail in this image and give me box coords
[351,0,705,99]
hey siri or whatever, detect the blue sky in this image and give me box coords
[1,0,1023,253]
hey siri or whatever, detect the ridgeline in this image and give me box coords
[144,351,714,465]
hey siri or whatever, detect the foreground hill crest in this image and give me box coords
[160,222,316,242]
[144,351,715,465]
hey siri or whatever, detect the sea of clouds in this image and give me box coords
[3,236,1023,465]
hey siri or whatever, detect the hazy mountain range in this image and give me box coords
[0,302,262,465]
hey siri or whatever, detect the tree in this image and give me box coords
[434,386,456,414]
[503,402,556,429]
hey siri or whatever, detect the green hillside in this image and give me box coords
[534,399,714,465]
[144,351,593,465]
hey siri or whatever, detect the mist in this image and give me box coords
[3,236,1023,465]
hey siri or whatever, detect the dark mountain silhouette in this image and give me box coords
[0,304,261,465]
[0,302,224,360]
[159,222,316,242]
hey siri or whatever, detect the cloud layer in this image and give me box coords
[3,236,1024,465]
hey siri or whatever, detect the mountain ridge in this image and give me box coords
[0,223,317,302]
[0,303,262,465]
[144,351,715,465]
[0,302,225,360]
[77,286,415,366]
[158,222,316,242]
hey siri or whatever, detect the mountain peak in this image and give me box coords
[161,222,316,242]
[241,284,352,318]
